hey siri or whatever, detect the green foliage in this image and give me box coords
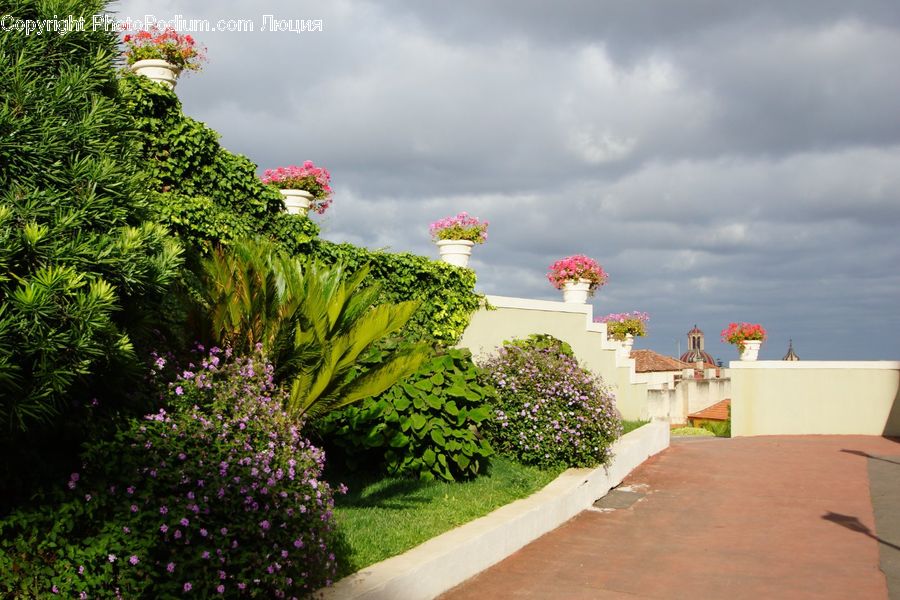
[700,419,731,437]
[331,456,562,577]
[119,74,319,255]
[481,335,622,468]
[321,348,495,481]
[120,75,479,346]
[505,333,574,357]
[286,261,426,420]
[196,239,302,354]
[194,238,427,421]
[671,426,715,437]
[0,349,341,597]
[0,0,182,432]
[309,241,481,345]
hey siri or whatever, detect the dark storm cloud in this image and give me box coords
[113,0,900,359]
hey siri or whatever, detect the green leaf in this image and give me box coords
[431,429,446,446]
[425,394,442,410]
[411,413,427,430]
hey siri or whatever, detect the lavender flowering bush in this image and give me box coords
[0,348,342,598]
[480,335,622,468]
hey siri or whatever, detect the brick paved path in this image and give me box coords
[440,436,900,600]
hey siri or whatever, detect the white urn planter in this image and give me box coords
[561,278,592,304]
[616,334,635,359]
[130,59,180,89]
[739,339,763,361]
[279,189,314,216]
[436,240,475,268]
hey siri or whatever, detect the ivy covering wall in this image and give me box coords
[120,76,481,345]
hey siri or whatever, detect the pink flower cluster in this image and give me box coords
[547,255,608,291]
[429,212,489,244]
[261,161,333,214]
[122,26,207,71]
[594,312,649,340]
[721,322,767,351]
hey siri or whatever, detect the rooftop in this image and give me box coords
[631,349,692,373]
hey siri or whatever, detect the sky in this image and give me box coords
[111,0,900,362]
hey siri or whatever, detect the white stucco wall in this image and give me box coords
[457,296,650,421]
[729,361,900,436]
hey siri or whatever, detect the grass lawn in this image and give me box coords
[622,419,649,434]
[329,457,564,577]
[670,426,715,437]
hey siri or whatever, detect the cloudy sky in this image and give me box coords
[112,0,900,362]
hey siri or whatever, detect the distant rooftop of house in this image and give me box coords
[631,349,692,373]
[688,398,731,422]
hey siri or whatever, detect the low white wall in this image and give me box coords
[684,377,731,415]
[322,421,670,600]
[729,361,900,436]
[457,295,650,420]
[644,377,731,424]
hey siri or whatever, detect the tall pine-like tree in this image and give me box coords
[0,0,182,433]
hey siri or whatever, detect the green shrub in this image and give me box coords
[193,238,428,421]
[121,77,480,347]
[321,348,495,481]
[0,348,342,598]
[670,426,715,437]
[0,0,182,433]
[700,419,731,437]
[308,241,481,345]
[480,335,622,468]
[120,75,320,256]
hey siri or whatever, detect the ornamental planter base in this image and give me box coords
[279,189,314,216]
[130,59,180,89]
[616,334,635,359]
[739,339,763,361]
[436,240,475,268]
[561,279,592,304]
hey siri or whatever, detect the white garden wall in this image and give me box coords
[456,296,650,421]
[729,361,900,436]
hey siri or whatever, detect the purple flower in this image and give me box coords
[180,517,190,527]
[175,386,184,395]
[52,585,59,593]
[160,524,169,533]
[217,584,225,593]
[131,504,138,513]
[167,562,176,573]
[108,554,117,563]
[160,505,168,515]
[259,519,270,530]
[183,582,192,592]
[129,555,139,565]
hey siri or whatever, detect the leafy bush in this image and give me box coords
[321,347,495,481]
[0,0,182,433]
[670,426,715,437]
[480,335,621,468]
[120,74,320,256]
[700,419,731,437]
[0,348,342,597]
[309,241,481,345]
[194,239,427,420]
[121,77,480,347]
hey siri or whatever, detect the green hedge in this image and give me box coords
[121,77,481,345]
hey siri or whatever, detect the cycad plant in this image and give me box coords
[197,239,427,421]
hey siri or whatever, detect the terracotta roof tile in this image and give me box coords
[688,399,731,422]
[631,349,692,373]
